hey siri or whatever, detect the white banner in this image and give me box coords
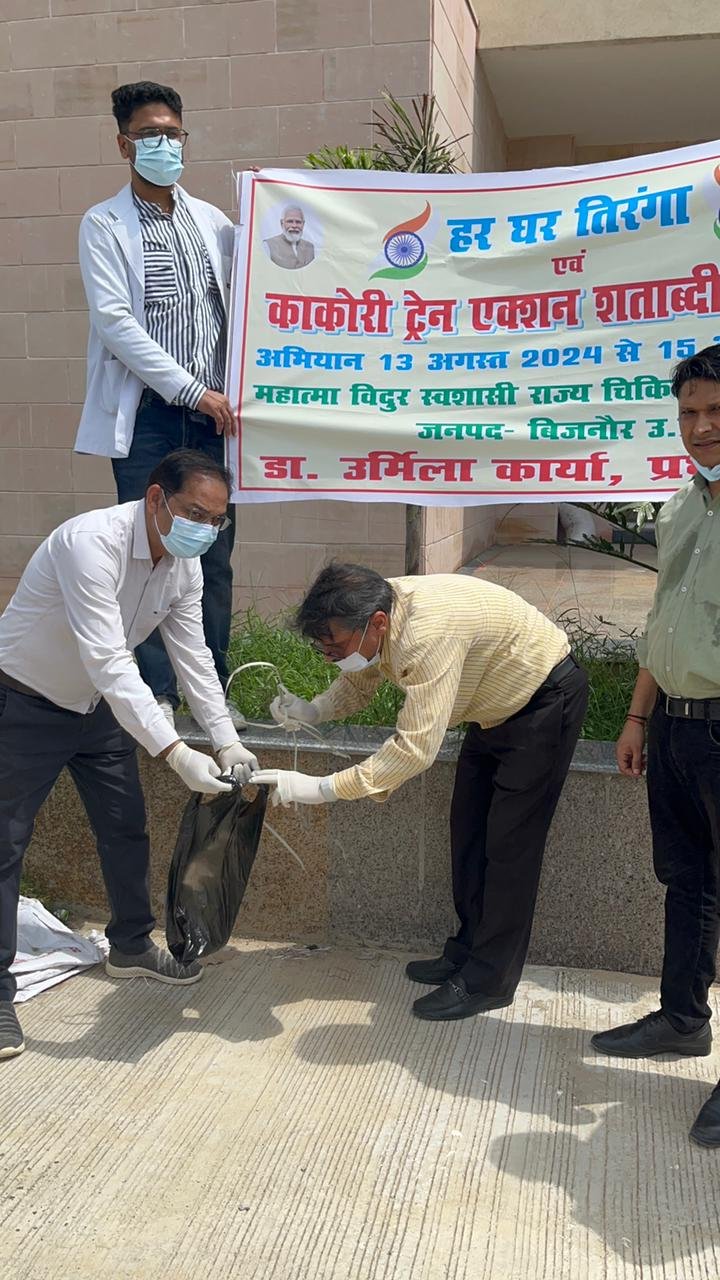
[226,141,720,505]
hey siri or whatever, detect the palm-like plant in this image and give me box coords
[305,143,380,170]
[571,501,660,570]
[306,91,465,175]
[305,91,465,572]
[373,91,465,173]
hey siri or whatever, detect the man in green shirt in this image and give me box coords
[592,343,720,1148]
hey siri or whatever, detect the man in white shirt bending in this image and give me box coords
[0,450,258,1062]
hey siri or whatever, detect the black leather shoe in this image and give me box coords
[405,955,460,985]
[412,975,512,1022]
[591,1010,712,1058]
[690,1083,720,1148]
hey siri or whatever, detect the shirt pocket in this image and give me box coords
[128,574,174,638]
[144,245,179,303]
[130,597,171,647]
[690,548,720,607]
[687,557,720,653]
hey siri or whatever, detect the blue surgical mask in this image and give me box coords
[693,460,720,482]
[131,135,184,187]
[334,619,381,673]
[156,494,218,558]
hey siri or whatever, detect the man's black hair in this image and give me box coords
[147,449,232,499]
[296,562,393,640]
[671,343,720,398]
[111,82,183,133]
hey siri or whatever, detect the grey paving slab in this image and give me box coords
[3,943,720,1280]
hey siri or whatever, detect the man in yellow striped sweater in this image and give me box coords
[252,563,588,1021]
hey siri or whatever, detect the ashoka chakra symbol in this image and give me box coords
[384,231,424,268]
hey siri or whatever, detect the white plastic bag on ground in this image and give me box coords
[11,897,107,1003]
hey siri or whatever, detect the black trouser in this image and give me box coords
[444,657,588,997]
[647,702,720,1033]
[112,390,236,708]
[0,685,154,1002]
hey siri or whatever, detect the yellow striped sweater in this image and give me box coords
[323,574,569,803]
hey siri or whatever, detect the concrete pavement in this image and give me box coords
[3,941,720,1280]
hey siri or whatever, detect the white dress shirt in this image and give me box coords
[0,500,238,757]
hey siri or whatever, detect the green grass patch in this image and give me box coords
[558,610,638,742]
[224,607,637,742]
[225,608,405,727]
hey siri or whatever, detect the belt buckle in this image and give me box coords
[665,694,672,715]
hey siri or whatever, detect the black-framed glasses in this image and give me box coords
[163,491,230,532]
[124,128,189,148]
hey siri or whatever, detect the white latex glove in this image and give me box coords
[269,690,321,730]
[166,742,233,794]
[218,741,260,785]
[250,769,335,807]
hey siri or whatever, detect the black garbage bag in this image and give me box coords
[166,781,268,964]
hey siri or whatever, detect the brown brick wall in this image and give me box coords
[0,0,440,615]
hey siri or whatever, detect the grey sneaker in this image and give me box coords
[0,1001,25,1059]
[106,943,202,987]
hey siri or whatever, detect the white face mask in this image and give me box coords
[333,618,381,673]
[693,459,720,482]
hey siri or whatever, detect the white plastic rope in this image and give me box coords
[223,660,348,864]
[263,820,306,873]
[224,659,349,759]
[225,661,322,773]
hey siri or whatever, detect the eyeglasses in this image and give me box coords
[309,629,361,659]
[124,128,189,148]
[164,492,231,532]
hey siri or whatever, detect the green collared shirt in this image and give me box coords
[637,476,720,697]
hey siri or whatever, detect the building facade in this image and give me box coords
[0,0,716,613]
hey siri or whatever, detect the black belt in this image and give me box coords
[0,667,45,699]
[140,388,211,418]
[140,388,171,409]
[546,654,578,684]
[660,691,720,720]
[0,668,100,715]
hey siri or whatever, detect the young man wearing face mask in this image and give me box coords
[592,345,720,1149]
[0,450,259,1061]
[75,81,239,734]
[252,563,588,1023]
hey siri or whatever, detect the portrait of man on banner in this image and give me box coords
[263,204,316,270]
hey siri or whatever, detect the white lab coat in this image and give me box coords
[74,183,234,459]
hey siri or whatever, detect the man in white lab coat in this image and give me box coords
[0,451,259,1062]
[75,80,239,733]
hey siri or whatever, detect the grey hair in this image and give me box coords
[281,205,305,220]
[296,562,393,641]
